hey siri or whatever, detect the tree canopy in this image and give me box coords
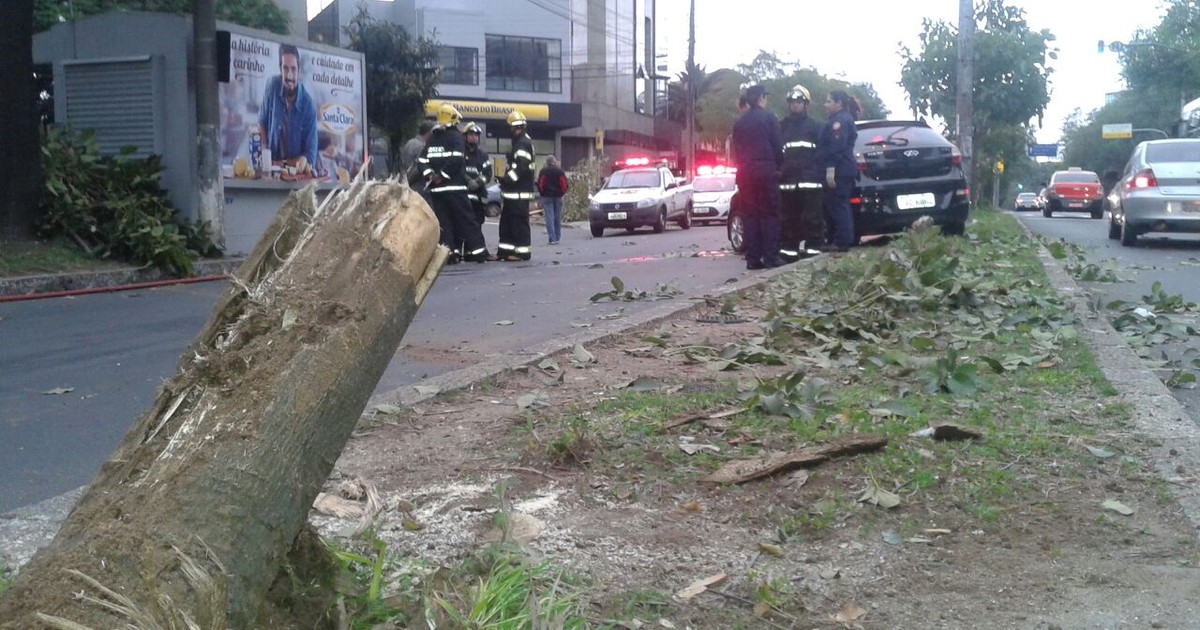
[33,0,291,34]
[343,7,439,172]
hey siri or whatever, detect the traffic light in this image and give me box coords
[1098,39,1105,53]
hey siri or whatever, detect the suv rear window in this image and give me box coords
[1052,171,1099,184]
[858,125,950,147]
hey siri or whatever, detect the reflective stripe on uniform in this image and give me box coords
[502,192,536,200]
[506,170,519,181]
[430,185,468,193]
[467,247,487,256]
[424,149,464,158]
[514,246,531,254]
[467,194,481,202]
[497,242,516,251]
[779,182,822,190]
[514,150,533,161]
[779,249,799,257]
[783,141,816,150]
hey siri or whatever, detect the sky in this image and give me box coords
[304,0,1170,144]
[654,0,1170,143]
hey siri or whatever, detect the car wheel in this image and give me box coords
[1090,209,1103,219]
[679,205,692,230]
[590,223,604,238]
[941,221,965,236]
[1107,216,1120,240]
[727,212,746,253]
[1120,220,1138,246]
[486,202,501,218]
[652,208,666,233]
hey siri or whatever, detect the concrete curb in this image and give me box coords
[1034,247,1200,538]
[0,258,246,299]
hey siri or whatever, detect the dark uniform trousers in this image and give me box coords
[823,176,856,249]
[780,184,824,258]
[739,162,782,265]
[431,190,487,261]
[499,193,535,260]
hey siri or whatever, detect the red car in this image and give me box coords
[1043,168,1103,218]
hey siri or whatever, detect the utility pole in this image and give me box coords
[955,0,974,195]
[193,0,225,247]
[685,0,695,179]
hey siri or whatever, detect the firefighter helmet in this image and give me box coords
[787,84,811,103]
[506,110,528,127]
[463,121,482,135]
[436,103,462,126]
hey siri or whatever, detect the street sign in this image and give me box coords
[1027,143,1058,157]
[1102,123,1133,139]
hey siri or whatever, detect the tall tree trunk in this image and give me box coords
[0,178,446,628]
[0,0,41,239]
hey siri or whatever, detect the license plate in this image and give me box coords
[896,193,936,210]
[694,206,715,216]
[1068,202,1084,208]
[607,211,627,220]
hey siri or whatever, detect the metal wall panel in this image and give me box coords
[63,57,161,157]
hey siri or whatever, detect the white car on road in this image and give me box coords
[690,166,737,225]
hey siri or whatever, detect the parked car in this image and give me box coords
[1043,168,1103,218]
[728,120,969,252]
[1106,138,1200,246]
[1013,192,1040,211]
[690,167,737,225]
[588,165,693,237]
[485,182,502,217]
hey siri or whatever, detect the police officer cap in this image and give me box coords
[745,84,769,102]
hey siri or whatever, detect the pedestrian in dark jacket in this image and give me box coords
[778,84,825,261]
[537,156,569,244]
[731,84,785,270]
[817,90,861,252]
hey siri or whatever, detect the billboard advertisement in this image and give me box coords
[220,32,366,187]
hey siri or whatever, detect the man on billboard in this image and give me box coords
[259,43,318,175]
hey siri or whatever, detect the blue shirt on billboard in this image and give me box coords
[258,74,318,169]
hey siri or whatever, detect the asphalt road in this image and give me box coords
[1012,208,1200,424]
[0,220,745,512]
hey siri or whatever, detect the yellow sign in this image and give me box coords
[594,130,604,151]
[996,160,1004,174]
[1102,123,1133,139]
[424,99,550,122]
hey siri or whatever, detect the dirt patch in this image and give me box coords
[317,282,1200,629]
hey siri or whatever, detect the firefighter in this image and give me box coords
[419,104,487,263]
[778,84,824,261]
[498,110,536,261]
[731,84,785,270]
[462,122,494,258]
[817,90,862,253]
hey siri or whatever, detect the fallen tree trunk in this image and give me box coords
[0,177,446,628]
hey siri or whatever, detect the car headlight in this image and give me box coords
[588,200,600,211]
[636,198,656,208]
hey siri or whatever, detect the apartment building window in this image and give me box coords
[437,46,478,86]
[485,35,562,93]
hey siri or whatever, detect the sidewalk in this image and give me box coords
[0,257,246,301]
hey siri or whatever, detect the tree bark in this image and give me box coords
[0,177,446,628]
[0,0,41,239]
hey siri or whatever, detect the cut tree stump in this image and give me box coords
[0,176,446,629]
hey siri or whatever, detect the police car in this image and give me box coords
[689,165,737,225]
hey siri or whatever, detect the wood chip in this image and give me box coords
[674,572,727,601]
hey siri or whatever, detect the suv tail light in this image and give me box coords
[1126,168,1158,190]
[950,147,962,166]
[856,154,867,173]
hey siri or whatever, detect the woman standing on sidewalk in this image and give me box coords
[537,156,569,244]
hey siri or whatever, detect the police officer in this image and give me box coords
[817,89,862,253]
[731,84,785,270]
[498,110,536,261]
[419,104,488,263]
[462,122,494,257]
[778,84,824,261]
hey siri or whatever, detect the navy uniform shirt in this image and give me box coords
[817,109,858,178]
[732,106,783,175]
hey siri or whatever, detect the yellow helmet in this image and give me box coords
[787,84,811,103]
[506,110,528,127]
[436,103,462,126]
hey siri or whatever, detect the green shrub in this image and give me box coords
[563,156,608,222]
[38,127,221,276]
